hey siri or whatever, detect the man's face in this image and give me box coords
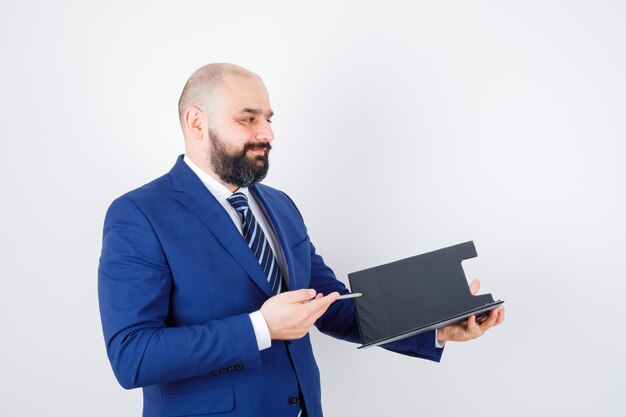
[205,75,274,188]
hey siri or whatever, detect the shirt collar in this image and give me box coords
[183,154,249,201]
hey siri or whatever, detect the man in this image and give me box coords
[98,63,504,417]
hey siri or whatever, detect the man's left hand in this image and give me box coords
[436,279,505,343]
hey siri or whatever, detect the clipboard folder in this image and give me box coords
[347,241,504,349]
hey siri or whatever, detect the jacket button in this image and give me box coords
[288,395,300,405]
[286,340,292,345]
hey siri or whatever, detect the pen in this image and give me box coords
[337,292,362,300]
[302,292,362,303]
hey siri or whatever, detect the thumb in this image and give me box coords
[469,279,480,295]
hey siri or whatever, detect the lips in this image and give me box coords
[245,143,270,157]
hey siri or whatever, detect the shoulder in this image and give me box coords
[106,173,173,220]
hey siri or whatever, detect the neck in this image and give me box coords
[185,152,240,193]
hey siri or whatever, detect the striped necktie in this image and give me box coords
[227,191,284,294]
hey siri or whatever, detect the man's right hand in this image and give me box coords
[260,289,340,340]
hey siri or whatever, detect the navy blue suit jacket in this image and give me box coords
[98,155,443,417]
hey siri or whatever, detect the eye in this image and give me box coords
[266,119,273,124]
[241,117,254,123]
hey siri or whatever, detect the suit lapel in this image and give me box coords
[169,156,273,297]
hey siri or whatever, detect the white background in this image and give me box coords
[1,1,625,416]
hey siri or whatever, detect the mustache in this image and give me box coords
[244,142,272,152]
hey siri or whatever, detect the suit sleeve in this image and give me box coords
[98,196,261,389]
[281,192,443,362]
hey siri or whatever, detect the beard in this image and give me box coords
[208,128,271,188]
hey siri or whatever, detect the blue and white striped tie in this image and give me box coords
[227,192,284,294]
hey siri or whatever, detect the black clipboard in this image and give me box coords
[347,241,504,349]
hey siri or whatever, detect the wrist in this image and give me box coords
[436,328,447,343]
[250,310,272,350]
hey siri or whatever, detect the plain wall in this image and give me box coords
[1,1,624,415]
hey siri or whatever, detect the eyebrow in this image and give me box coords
[241,108,274,118]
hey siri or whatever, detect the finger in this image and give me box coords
[469,279,480,295]
[326,291,340,302]
[314,292,340,306]
[476,314,489,324]
[495,307,505,324]
[304,292,340,313]
[300,292,325,304]
[480,309,499,330]
[466,315,478,336]
[284,288,317,303]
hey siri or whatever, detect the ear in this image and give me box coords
[183,106,205,140]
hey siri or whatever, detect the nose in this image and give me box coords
[255,119,274,142]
